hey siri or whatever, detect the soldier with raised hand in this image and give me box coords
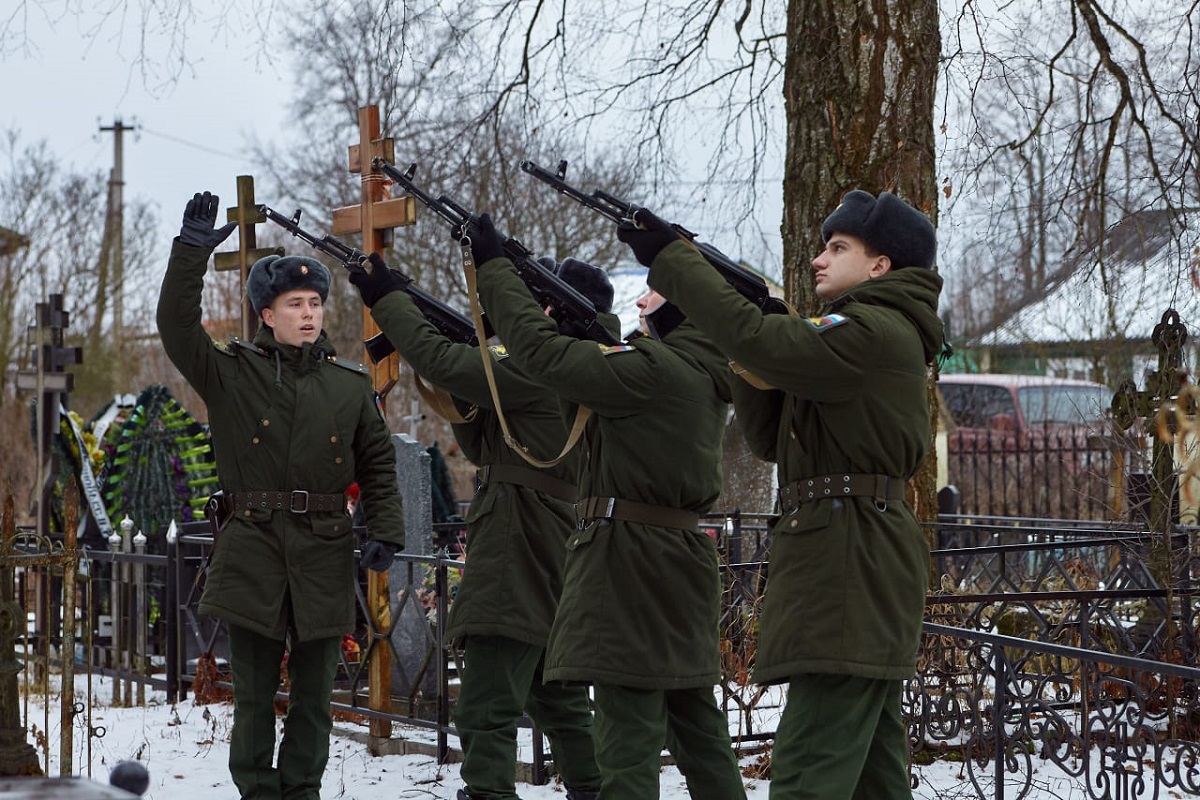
[346,251,608,800]
[456,213,747,800]
[157,191,405,800]
[619,190,944,799]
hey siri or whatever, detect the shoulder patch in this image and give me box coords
[228,337,267,357]
[373,392,387,422]
[325,355,371,375]
[213,339,236,357]
[598,343,636,355]
[804,313,849,332]
[487,344,510,360]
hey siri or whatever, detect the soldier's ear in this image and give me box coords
[870,254,892,277]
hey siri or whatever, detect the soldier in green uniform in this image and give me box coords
[618,190,943,799]
[157,191,406,800]
[455,213,748,800]
[346,251,608,800]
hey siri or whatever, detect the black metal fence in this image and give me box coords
[11,513,1200,798]
[944,428,1138,519]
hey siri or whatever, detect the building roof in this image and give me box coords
[966,209,1200,347]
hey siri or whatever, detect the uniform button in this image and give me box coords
[243,510,251,517]
[262,419,270,427]
[330,436,338,443]
[335,457,343,464]
[333,524,341,533]
[789,518,799,528]
[252,437,260,444]
[790,430,797,439]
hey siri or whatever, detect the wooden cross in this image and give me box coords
[213,176,283,340]
[332,106,417,740]
[331,105,417,399]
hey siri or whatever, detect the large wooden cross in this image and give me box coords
[332,106,417,741]
[213,176,284,341]
[332,106,417,398]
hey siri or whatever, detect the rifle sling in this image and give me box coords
[461,241,590,469]
[413,372,477,425]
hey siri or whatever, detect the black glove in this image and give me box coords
[616,208,679,267]
[178,191,237,249]
[360,539,398,572]
[349,253,407,308]
[455,213,505,266]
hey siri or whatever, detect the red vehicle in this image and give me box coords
[937,374,1116,518]
[938,374,1113,439]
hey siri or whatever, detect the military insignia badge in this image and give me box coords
[488,344,510,360]
[374,392,386,422]
[598,343,636,355]
[804,313,849,332]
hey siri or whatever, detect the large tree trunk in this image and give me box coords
[783,0,942,522]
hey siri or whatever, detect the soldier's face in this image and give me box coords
[811,234,890,299]
[262,289,323,347]
[636,288,667,334]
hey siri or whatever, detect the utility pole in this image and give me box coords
[99,118,135,351]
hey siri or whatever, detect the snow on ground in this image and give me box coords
[17,673,1113,799]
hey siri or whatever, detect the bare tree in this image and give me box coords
[0,127,160,519]
[249,0,649,339]
[940,0,1200,341]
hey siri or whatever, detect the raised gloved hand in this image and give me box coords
[616,208,679,267]
[178,191,238,249]
[360,539,398,572]
[455,213,505,266]
[349,253,407,308]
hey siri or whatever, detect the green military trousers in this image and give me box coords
[591,683,746,800]
[227,624,342,800]
[455,634,601,799]
[769,674,911,799]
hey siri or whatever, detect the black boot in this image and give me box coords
[566,790,599,800]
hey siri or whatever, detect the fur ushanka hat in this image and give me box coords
[245,254,332,315]
[820,190,936,270]
[556,257,614,313]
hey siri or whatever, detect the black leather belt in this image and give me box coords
[479,464,579,503]
[778,473,905,514]
[575,496,699,531]
[227,490,346,514]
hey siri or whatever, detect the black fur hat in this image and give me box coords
[820,190,936,270]
[246,254,332,315]
[555,257,614,313]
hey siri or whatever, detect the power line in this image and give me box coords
[139,126,253,162]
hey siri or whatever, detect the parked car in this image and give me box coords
[937,374,1117,518]
[937,374,1113,438]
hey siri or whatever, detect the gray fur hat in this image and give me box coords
[556,257,614,313]
[820,190,936,270]
[246,254,332,315]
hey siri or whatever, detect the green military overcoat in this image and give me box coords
[648,240,944,683]
[475,257,733,690]
[369,289,600,647]
[157,239,406,642]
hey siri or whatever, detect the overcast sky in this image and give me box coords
[2,5,291,263]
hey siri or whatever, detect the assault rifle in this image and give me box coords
[520,159,783,315]
[373,157,621,347]
[258,205,490,361]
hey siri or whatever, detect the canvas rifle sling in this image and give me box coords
[460,238,591,469]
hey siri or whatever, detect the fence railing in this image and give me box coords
[11,514,1200,797]
[944,429,1135,519]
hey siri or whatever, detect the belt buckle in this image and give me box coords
[290,490,309,513]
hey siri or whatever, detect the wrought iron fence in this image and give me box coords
[11,513,1200,797]
[945,428,1136,520]
[911,623,1200,799]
